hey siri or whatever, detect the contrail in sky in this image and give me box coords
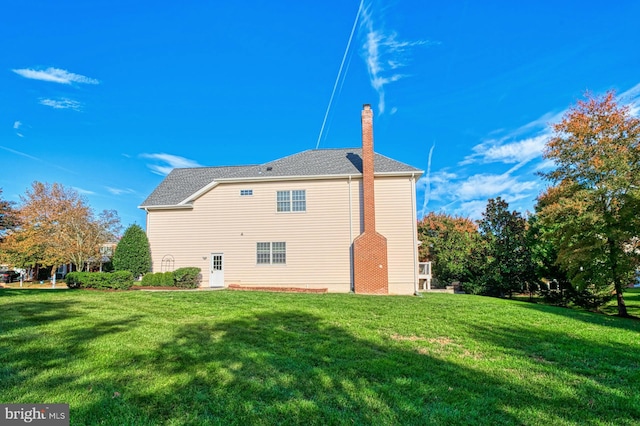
[315,0,364,149]
[420,143,435,218]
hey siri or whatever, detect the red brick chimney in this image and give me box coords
[353,104,389,294]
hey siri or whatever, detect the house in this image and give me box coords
[139,104,424,294]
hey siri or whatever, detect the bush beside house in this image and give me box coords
[138,267,202,289]
[65,271,134,290]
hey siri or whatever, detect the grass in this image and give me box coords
[1,289,639,425]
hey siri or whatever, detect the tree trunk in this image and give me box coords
[615,285,629,317]
[607,238,629,317]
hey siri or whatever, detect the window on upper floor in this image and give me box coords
[277,190,306,212]
[240,189,253,196]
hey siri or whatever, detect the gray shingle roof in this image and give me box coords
[140,148,423,208]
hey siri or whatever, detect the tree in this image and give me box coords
[112,224,151,277]
[417,212,481,285]
[527,212,576,305]
[0,188,18,240]
[61,208,122,272]
[473,197,536,297]
[0,182,121,277]
[11,182,80,277]
[537,90,640,317]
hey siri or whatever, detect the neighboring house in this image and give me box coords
[139,105,424,294]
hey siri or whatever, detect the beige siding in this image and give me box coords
[147,179,353,292]
[145,175,419,294]
[374,177,419,295]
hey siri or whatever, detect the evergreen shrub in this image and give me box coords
[65,271,134,290]
[174,267,201,289]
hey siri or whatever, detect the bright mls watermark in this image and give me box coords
[1,404,69,425]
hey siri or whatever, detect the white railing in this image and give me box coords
[418,262,432,290]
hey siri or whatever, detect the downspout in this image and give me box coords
[144,207,151,273]
[348,175,354,292]
[411,173,419,295]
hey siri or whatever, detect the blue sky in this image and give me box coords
[3,1,640,230]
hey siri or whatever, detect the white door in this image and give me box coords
[209,253,224,287]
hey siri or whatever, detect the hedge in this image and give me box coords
[65,271,134,290]
[138,268,202,288]
[174,267,201,289]
[140,271,178,287]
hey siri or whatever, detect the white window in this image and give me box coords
[256,242,286,264]
[240,189,253,196]
[277,190,305,212]
[272,242,286,264]
[292,190,306,212]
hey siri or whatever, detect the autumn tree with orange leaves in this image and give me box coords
[417,212,482,286]
[537,90,640,317]
[0,182,121,279]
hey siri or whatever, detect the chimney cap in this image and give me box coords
[363,104,371,110]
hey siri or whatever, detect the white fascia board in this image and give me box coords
[180,181,220,204]
[214,171,424,183]
[138,204,193,211]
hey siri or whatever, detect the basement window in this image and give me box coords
[277,190,306,212]
[240,189,253,196]
[257,242,286,264]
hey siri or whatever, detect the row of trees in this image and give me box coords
[418,198,534,299]
[0,182,125,279]
[419,91,640,317]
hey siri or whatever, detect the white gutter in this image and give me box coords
[138,204,193,211]
[213,171,424,183]
[348,175,354,292]
[411,173,419,295]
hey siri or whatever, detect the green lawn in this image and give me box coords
[1,289,639,425]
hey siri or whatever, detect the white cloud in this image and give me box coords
[0,145,41,161]
[0,144,76,173]
[141,153,203,175]
[417,170,456,191]
[619,82,640,103]
[421,82,640,221]
[457,172,537,201]
[74,187,95,195]
[12,67,99,85]
[620,84,640,117]
[420,163,539,220]
[535,158,556,171]
[453,200,488,221]
[16,133,24,138]
[462,134,548,165]
[39,98,82,111]
[463,82,640,167]
[359,4,435,114]
[13,121,22,129]
[459,106,570,167]
[105,187,136,196]
[417,170,457,203]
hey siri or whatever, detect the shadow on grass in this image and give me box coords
[73,311,639,425]
[517,296,640,329]
[2,294,640,425]
[466,320,640,416]
[0,296,143,411]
